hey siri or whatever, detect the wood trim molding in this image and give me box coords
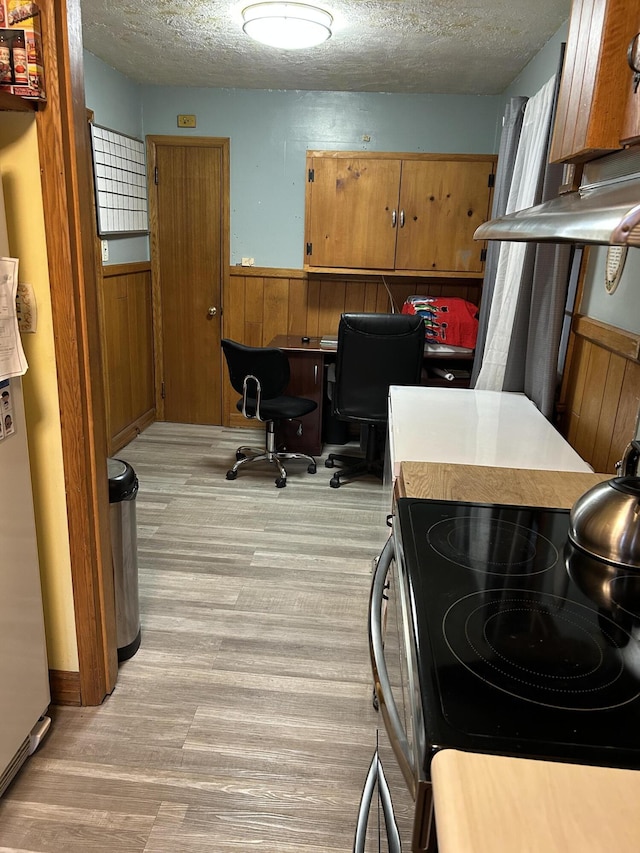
[230,265,306,279]
[306,150,498,163]
[303,265,486,279]
[102,261,152,278]
[111,409,155,455]
[49,669,82,706]
[572,314,640,362]
[36,0,116,705]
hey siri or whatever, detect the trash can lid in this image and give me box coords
[107,457,137,502]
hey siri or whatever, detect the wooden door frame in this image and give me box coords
[146,136,230,421]
[36,0,117,704]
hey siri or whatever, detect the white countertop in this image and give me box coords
[388,387,592,477]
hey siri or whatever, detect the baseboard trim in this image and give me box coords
[49,669,82,706]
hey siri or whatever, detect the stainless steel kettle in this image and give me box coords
[568,440,640,569]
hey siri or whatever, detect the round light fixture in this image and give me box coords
[242,2,333,50]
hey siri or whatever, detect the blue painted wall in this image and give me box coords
[141,87,502,268]
[83,52,149,264]
[503,23,568,99]
[82,27,574,272]
[83,53,504,267]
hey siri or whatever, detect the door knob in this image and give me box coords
[207,306,218,317]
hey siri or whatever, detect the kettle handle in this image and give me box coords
[616,439,640,476]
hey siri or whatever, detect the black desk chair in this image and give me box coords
[325,313,425,488]
[221,339,317,488]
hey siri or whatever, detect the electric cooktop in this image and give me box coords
[396,498,640,771]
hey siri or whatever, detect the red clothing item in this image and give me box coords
[401,296,479,349]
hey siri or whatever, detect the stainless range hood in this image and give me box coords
[474,146,640,247]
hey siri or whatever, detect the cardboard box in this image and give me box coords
[0,2,44,100]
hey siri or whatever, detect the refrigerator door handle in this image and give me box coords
[369,535,415,793]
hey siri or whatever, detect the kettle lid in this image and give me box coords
[610,476,640,498]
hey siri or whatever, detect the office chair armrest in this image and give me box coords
[242,374,263,420]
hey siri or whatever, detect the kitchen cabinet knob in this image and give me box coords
[391,209,397,227]
[399,209,405,228]
[207,306,218,317]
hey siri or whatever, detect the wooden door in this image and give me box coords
[305,155,401,269]
[148,137,229,424]
[395,159,493,273]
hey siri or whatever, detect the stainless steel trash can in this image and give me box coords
[108,458,141,662]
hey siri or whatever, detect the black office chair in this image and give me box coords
[325,313,425,488]
[221,339,318,488]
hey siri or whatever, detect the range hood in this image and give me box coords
[475,146,640,247]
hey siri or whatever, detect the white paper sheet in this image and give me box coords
[0,257,28,380]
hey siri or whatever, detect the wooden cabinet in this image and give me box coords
[272,341,324,455]
[550,0,640,163]
[304,151,496,277]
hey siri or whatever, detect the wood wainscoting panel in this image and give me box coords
[100,262,155,453]
[560,314,640,473]
[608,359,640,471]
[223,266,482,427]
[49,669,82,706]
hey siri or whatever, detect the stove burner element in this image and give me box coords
[427,516,559,575]
[442,589,640,710]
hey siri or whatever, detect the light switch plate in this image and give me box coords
[177,114,197,128]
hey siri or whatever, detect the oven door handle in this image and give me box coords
[353,751,377,853]
[378,753,402,853]
[369,535,415,793]
[353,749,401,853]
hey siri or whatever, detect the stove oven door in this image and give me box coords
[354,536,434,852]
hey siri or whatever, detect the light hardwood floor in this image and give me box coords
[0,423,391,852]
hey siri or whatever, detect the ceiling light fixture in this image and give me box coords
[242,2,333,50]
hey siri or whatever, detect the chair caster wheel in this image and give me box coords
[329,474,341,488]
[308,463,317,474]
[226,469,238,480]
[235,451,246,461]
[275,477,287,488]
[325,458,335,468]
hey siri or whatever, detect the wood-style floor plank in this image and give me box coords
[0,424,390,851]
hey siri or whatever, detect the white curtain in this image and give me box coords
[475,76,557,391]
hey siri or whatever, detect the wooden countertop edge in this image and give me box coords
[397,461,609,508]
[431,749,640,853]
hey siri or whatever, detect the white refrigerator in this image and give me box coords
[0,177,50,795]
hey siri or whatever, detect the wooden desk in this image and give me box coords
[268,335,331,455]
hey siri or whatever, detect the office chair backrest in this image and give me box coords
[221,339,290,401]
[333,313,425,423]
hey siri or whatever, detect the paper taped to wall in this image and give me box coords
[0,257,28,379]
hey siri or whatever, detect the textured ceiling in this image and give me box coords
[80,0,570,96]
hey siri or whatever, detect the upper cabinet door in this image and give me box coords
[395,159,494,273]
[550,0,640,163]
[305,156,401,269]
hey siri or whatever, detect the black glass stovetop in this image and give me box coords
[396,498,640,771]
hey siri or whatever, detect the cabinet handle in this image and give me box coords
[400,209,405,228]
[391,209,397,227]
[314,364,318,384]
[207,306,218,318]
